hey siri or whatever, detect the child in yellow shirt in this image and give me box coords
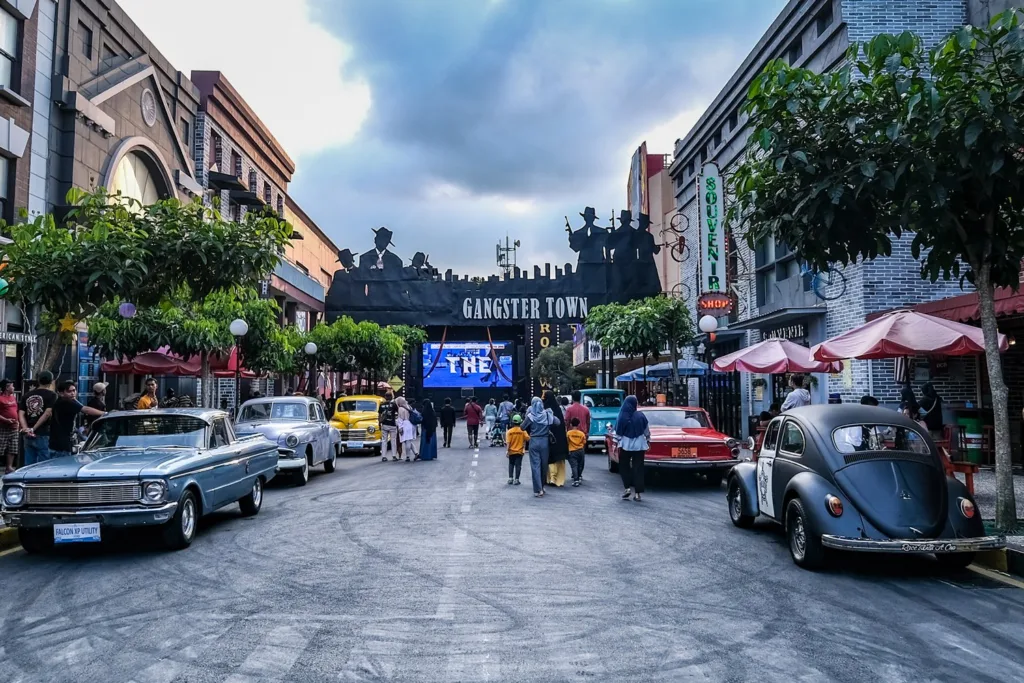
[505,414,530,485]
[567,417,588,487]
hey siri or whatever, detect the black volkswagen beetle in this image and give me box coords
[727,405,1005,570]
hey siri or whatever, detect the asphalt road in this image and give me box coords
[1,432,1023,683]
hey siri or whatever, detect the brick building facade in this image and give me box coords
[668,0,1000,435]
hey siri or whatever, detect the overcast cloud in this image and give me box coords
[122,0,786,274]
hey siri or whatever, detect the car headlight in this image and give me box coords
[605,422,614,433]
[3,485,24,506]
[142,481,167,504]
[285,434,299,448]
[726,438,738,449]
[366,425,376,434]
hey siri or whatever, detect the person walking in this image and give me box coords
[440,398,456,448]
[564,390,591,477]
[19,371,57,465]
[484,398,498,442]
[615,395,650,501]
[918,383,944,440]
[780,374,810,412]
[396,397,417,462]
[497,394,515,434]
[464,397,484,448]
[523,397,559,497]
[49,381,105,459]
[419,399,438,460]
[505,413,529,485]
[0,380,19,473]
[543,391,569,487]
[567,417,587,486]
[137,378,159,410]
[379,392,400,461]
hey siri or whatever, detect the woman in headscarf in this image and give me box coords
[419,398,438,461]
[899,386,920,421]
[523,396,560,497]
[395,397,416,462]
[615,395,650,501]
[918,382,944,439]
[543,390,569,487]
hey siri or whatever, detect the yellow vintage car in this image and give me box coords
[331,395,383,455]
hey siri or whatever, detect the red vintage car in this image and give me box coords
[605,407,741,486]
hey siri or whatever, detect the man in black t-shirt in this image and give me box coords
[49,381,105,459]
[19,371,58,465]
[378,392,399,462]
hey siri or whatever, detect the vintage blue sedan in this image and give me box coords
[0,408,278,552]
[234,396,340,485]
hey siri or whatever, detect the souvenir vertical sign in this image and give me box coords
[697,162,727,305]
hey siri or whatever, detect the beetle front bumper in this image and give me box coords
[2,502,179,529]
[820,534,1006,553]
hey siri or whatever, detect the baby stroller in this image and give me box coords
[489,421,507,448]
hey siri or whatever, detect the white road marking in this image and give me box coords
[474,453,478,458]
[434,529,468,619]
[466,482,475,490]
[471,461,478,467]
[461,502,472,512]
[226,624,310,682]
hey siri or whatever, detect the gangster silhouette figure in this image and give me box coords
[359,227,403,271]
[568,207,609,266]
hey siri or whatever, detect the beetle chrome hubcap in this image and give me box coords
[792,516,806,558]
[182,500,196,539]
[252,479,262,506]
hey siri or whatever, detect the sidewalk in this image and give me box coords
[960,468,1024,551]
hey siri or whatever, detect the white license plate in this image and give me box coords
[53,522,101,544]
[345,441,364,449]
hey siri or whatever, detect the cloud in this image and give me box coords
[118,0,371,158]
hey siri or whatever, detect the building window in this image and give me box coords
[249,169,257,193]
[712,130,722,149]
[210,132,222,169]
[180,118,191,148]
[0,157,10,222]
[699,148,708,165]
[0,9,19,90]
[296,261,309,275]
[686,160,695,177]
[276,194,284,215]
[816,3,834,37]
[263,182,271,204]
[727,111,739,133]
[101,43,117,63]
[231,202,240,222]
[232,150,242,179]
[787,38,803,65]
[79,22,94,60]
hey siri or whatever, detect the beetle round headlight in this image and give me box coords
[825,494,843,517]
[285,434,299,448]
[143,481,167,503]
[959,497,976,519]
[3,486,24,506]
[726,438,738,449]
[366,425,376,434]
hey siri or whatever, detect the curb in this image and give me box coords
[974,547,1024,578]
[0,526,19,552]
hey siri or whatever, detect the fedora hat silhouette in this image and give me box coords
[579,207,597,219]
[372,226,395,247]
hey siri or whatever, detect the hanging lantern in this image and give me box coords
[119,302,137,319]
[0,278,8,298]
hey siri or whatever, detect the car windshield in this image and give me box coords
[644,410,709,429]
[338,400,378,412]
[237,402,307,422]
[832,424,930,454]
[84,415,208,450]
[583,393,622,408]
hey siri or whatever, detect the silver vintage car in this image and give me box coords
[234,396,340,486]
[0,409,278,553]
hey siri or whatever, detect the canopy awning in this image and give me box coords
[101,347,257,378]
[615,359,707,382]
[713,339,842,374]
[867,285,1024,324]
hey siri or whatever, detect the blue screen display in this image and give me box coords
[422,341,513,388]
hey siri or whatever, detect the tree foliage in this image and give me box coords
[531,341,584,394]
[585,300,662,361]
[731,10,1024,531]
[386,325,428,353]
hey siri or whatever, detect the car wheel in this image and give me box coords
[727,477,755,529]
[324,448,338,473]
[706,471,724,488]
[162,490,198,550]
[294,458,310,486]
[238,477,264,516]
[608,454,619,473]
[18,528,53,554]
[935,552,975,571]
[786,498,826,570]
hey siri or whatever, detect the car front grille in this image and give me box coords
[339,429,368,440]
[24,483,142,507]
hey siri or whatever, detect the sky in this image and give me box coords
[120,0,788,275]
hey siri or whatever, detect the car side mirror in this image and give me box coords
[745,436,756,451]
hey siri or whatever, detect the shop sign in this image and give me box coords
[0,331,34,344]
[697,162,727,295]
[697,292,734,316]
[763,323,806,341]
[461,296,589,321]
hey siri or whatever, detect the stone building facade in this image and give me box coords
[668,0,997,432]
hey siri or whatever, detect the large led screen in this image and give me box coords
[422,341,513,388]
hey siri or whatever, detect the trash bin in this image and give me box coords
[958,415,983,463]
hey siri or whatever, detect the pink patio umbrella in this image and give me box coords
[811,310,1007,361]
[712,338,843,374]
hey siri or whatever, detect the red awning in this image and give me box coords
[101,347,256,378]
[867,278,1024,324]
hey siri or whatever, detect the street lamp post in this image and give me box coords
[229,319,248,411]
[304,342,318,397]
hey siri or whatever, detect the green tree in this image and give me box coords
[731,12,1024,531]
[531,341,583,394]
[0,188,291,375]
[585,299,664,376]
[648,296,697,396]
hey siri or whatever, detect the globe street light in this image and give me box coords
[230,319,248,410]
[304,342,318,397]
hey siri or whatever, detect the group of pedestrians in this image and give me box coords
[513,390,592,497]
[377,391,438,462]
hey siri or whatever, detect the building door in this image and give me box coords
[700,338,742,438]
